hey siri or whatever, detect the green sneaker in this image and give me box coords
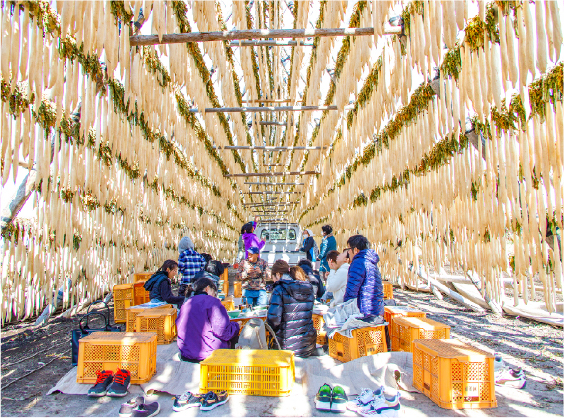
[331,385,349,413]
[315,383,332,411]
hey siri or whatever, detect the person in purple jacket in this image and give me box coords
[241,216,266,259]
[176,277,240,363]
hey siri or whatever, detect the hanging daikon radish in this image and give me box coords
[546,0,562,61]
[19,8,29,81]
[535,1,548,74]
[523,1,536,78]
[490,42,502,111]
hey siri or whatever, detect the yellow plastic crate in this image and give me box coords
[132,272,153,283]
[384,306,426,326]
[133,281,151,306]
[126,304,173,332]
[113,284,134,323]
[328,326,387,363]
[392,317,450,352]
[222,300,235,311]
[383,281,393,299]
[200,349,295,396]
[234,281,242,298]
[76,332,157,384]
[222,270,229,295]
[413,339,497,409]
[136,308,177,344]
[312,314,326,345]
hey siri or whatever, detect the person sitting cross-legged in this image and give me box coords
[144,260,185,309]
[236,247,271,307]
[176,277,240,363]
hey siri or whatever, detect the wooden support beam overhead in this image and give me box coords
[243,99,293,103]
[231,40,314,47]
[130,27,402,46]
[259,121,291,126]
[189,105,339,113]
[227,171,319,177]
[243,203,297,206]
[245,182,304,185]
[220,146,325,150]
[246,191,300,194]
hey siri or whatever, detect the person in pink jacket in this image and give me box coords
[241,216,266,259]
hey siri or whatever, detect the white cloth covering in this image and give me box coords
[325,263,349,307]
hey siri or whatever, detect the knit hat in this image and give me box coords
[179,236,194,252]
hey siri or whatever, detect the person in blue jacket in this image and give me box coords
[343,235,384,319]
[317,225,337,281]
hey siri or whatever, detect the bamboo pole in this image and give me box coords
[190,105,339,113]
[130,27,403,46]
[231,41,314,47]
[227,171,319,177]
[220,146,325,150]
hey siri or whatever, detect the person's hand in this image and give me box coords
[254,216,259,223]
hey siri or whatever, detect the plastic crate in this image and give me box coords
[328,325,387,363]
[113,284,134,323]
[233,281,242,298]
[200,349,295,396]
[383,281,393,299]
[413,339,497,409]
[222,300,235,311]
[392,317,450,352]
[136,308,177,344]
[132,273,153,283]
[76,332,157,384]
[384,306,426,326]
[222,270,229,295]
[133,281,151,306]
[126,304,173,332]
[312,314,326,345]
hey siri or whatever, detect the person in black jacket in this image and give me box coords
[267,260,317,357]
[144,260,185,308]
[297,259,325,301]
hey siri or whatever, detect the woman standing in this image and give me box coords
[299,229,317,262]
[241,216,266,259]
[267,260,317,357]
[317,225,337,280]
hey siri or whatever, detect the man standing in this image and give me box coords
[236,247,271,307]
[177,236,206,297]
[343,235,384,320]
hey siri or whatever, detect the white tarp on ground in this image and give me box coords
[48,343,415,398]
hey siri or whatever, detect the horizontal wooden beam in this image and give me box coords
[243,203,298,206]
[245,191,300,194]
[190,105,338,113]
[220,146,325,151]
[227,171,319,177]
[231,40,314,47]
[259,121,291,126]
[243,99,293,103]
[130,27,402,46]
[245,182,304,185]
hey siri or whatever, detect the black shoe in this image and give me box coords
[200,391,229,411]
[119,397,145,417]
[107,369,131,397]
[315,383,332,411]
[172,391,205,411]
[88,370,114,397]
[131,402,160,417]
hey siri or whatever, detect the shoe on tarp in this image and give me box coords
[315,383,332,411]
[172,391,205,411]
[330,385,349,412]
[107,369,131,397]
[119,396,144,417]
[131,402,160,417]
[200,391,229,411]
[88,370,114,397]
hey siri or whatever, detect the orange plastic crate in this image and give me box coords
[384,306,426,326]
[113,284,134,323]
[222,300,236,311]
[76,332,157,384]
[126,304,173,332]
[222,270,229,295]
[392,317,450,352]
[133,281,151,306]
[233,281,242,298]
[135,308,177,344]
[312,314,326,345]
[383,281,393,299]
[413,339,497,409]
[132,273,153,283]
[328,326,387,363]
[200,349,295,396]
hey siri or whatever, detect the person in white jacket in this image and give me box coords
[325,250,350,307]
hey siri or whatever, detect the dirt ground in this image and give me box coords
[1,278,563,417]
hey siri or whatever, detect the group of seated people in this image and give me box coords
[142,230,385,362]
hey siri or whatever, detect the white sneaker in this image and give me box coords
[495,368,526,389]
[346,388,378,412]
[358,390,401,417]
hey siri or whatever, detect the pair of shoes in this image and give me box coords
[495,368,526,389]
[349,386,401,417]
[88,369,131,397]
[119,397,160,417]
[494,353,526,389]
[315,383,348,412]
[173,390,229,411]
